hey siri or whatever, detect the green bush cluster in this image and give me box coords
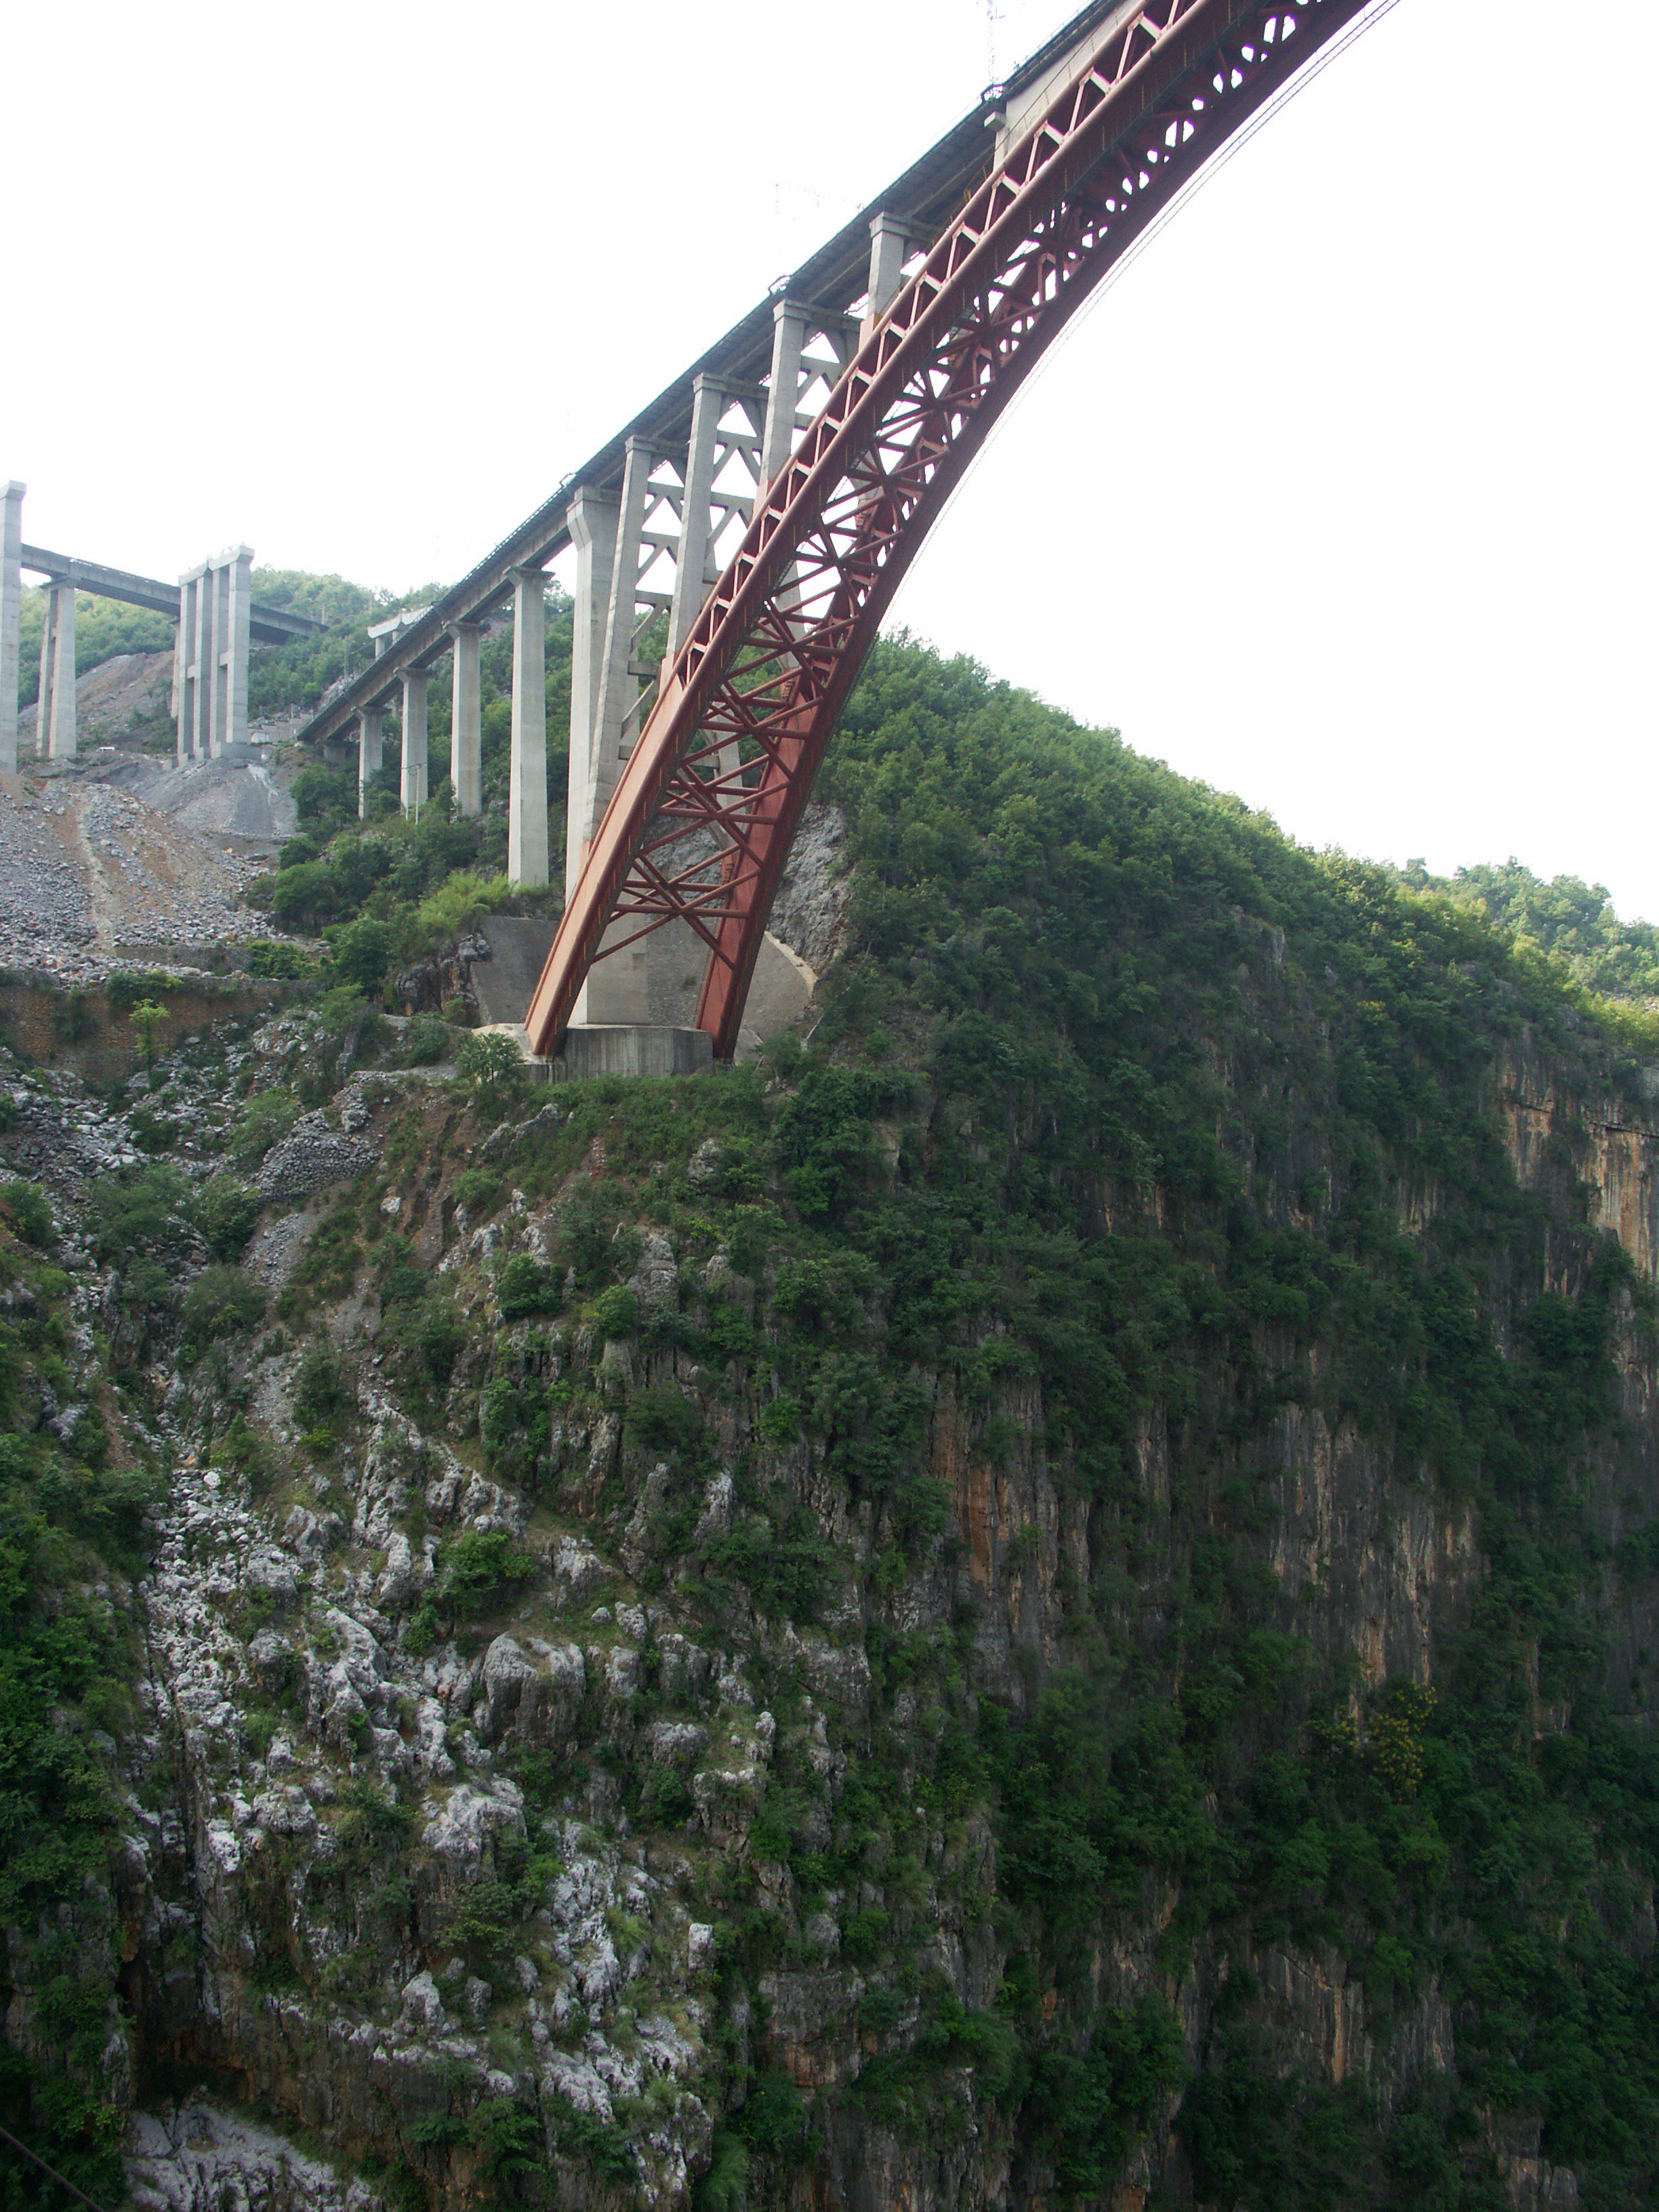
[438,1529,537,1618]
[0,1181,53,1250]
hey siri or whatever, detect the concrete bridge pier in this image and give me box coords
[176,547,253,763]
[175,569,195,762]
[400,668,429,817]
[863,211,919,337]
[589,435,656,829]
[573,436,662,1026]
[357,702,386,817]
[668,374,764,658]
[37,579,76,760]
[0,482,22,773]
[756,300,855,497]
[179,565,207,760]
[756,304,857,631]
[447,620,483,817]
[561,388,817,1047]
[565,487,619,895]
[508,566,548,887]
[192,565,214,758]
[218,546,253,757]
[758,303,810,497]
[668,374,765,808]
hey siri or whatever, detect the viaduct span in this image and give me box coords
[0,484,324,772]
[293,0,1382,1066]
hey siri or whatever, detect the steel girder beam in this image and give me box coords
[19,545,322,645]
[527,0,1376,1062]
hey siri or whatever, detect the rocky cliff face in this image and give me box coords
[7,659,1659,2212]
[2,1004,1647,2212]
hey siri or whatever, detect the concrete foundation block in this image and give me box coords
[552,1026,714,1082]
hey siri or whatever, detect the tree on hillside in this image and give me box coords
[129,1000,167,1069]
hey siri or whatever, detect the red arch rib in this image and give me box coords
[527,0,1375,1063]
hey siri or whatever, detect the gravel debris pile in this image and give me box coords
[0,769,289,984]
[252,1076,380,1202]
[133,752,297,843]
[0,776,95,963]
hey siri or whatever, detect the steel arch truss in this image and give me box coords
[527,0,1375,1061]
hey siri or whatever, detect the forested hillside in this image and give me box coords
[3,634,1659,2212]
[1399,856,1659,1004]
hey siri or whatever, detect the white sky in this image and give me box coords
[5,0,1655,914]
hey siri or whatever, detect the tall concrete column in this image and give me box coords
[668,377,725,660]
[207,555,229,756]
[0,482,23,773]
[400,669,430,817]
[758,303,859,496]
[34,587,57,759]
[586,437,654,850]
[575,442,659,1029]
[222,545,253,750]
[668,376,762,660]
[447,622,483,817]
[758,304,810,499]
[358,703,386,818]
[176,571,200,764]
[863,211,915,339]
[508,567,549,888]
[44,583,76,760]
[565,487,619,896]
[191,564,213,760]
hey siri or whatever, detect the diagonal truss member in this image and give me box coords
[527,0,1376,1062]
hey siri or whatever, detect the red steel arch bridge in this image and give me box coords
[295,0,1389,1069]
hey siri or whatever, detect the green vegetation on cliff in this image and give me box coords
[1400,855,1659,1005]
[0,1187,158,2212]
[243,590,575,980]
[5,631,1659,2212]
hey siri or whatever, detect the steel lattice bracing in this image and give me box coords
[527,0,1375,1061]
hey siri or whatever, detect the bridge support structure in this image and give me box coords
[369,607,434,819]
[508,567,549,887]
[526,0,1378,1061]
[565,487,619,897]
[357,703,386,817]
[756,301,859,502]
[400,668,430,817]
[861,211,922,340]
[177,566,206,759]
[448,621,483,818]
[36,579,77,762]
[176,545,253,764]
[1,515,319,770]
[0,483,22,773]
